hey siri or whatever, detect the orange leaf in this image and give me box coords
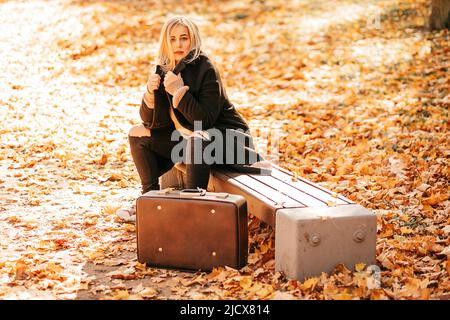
[422,193,448,206]
[98,153,108,165]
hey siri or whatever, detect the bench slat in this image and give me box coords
[271,166,352,205]
[250,174,328,207]
[221,172,304,208]
[210,171,285,226]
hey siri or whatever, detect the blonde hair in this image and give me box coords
[156,16,202,72]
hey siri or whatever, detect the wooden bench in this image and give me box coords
[160,163,376,281]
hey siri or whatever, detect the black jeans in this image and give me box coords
[129,128,262,194]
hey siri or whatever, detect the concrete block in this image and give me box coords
[275,204,377,281]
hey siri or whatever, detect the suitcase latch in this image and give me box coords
[215,192,229,199]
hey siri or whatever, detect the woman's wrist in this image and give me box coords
[143,91,155,109]
[172,85,189,108]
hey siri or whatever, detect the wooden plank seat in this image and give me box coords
[159,163,376,281]
[161,163,353,226]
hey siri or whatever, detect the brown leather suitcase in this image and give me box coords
[136,188,248,271]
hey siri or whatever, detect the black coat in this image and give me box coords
[139,50,250,133]
[138,50,271,174]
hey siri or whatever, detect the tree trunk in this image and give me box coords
[430,0,450,30]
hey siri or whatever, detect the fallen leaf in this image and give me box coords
[422,193,448,206]
[355,263,366,272]
[301,277,319,291]
[137,287,158,299]
[111,290,129,300]
[239,276,253,290]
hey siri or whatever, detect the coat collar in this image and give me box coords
[173,49,201,74]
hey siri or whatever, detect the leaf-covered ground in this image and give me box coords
[0,0,448,300]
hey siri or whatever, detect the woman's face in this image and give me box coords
[169,24,191,63]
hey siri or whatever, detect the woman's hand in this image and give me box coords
[163,71,184,95]
[146,74,161,92]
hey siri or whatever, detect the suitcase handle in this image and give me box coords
[179,188,207,197]
[180,189,230,199]
[156,188,205,197]
[157,188,230,199]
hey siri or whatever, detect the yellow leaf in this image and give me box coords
[301,277,319,291]
[327,200,336,207]
[380,223,394,238]
[240,276,253,290]
[332,293,353,300]
[400,227,414,235]
[112,290,129,300]
[102,205,120,215]
[258,243,270,254]
[135,262,147,271]
[355,263,366,272]
[357,163,374,175]
[249,282,263,293]
[118,180,129,188]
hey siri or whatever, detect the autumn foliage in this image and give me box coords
[0,0,448,299]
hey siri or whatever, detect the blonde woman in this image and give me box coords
[116,16,269,222]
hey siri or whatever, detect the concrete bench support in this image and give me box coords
[275,205,376,281]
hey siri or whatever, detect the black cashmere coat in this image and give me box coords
[138,50,270,173]
[139,50,250,133]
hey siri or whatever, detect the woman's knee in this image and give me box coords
[129,124,151,137]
